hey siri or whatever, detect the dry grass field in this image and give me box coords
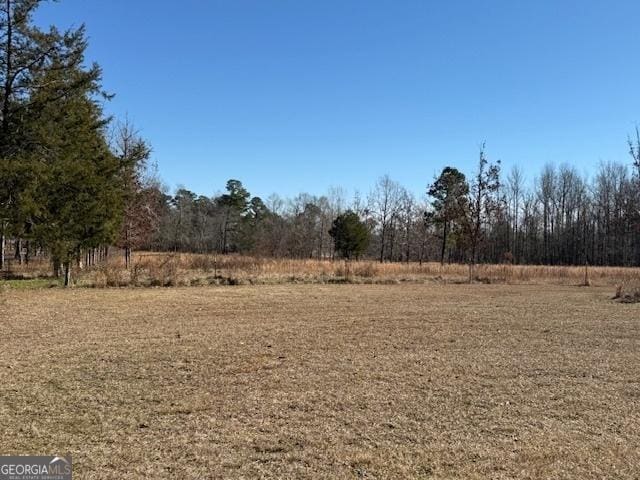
[6,252,640,289]
[1,284,639,479]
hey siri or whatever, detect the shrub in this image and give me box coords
[148,255,180,287]
[186,254,217,271]
[94,263,128,287]
[354,262,378,278]
[614,281,640,303]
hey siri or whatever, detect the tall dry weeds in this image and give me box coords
[62,252,640,288]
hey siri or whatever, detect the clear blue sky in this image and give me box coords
[35,0,640,199]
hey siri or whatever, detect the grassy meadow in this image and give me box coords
[1,283,639,478]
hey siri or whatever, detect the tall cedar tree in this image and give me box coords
[0,0,102,269]
[26,60,122,285]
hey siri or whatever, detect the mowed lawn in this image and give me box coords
[1,284,639,479]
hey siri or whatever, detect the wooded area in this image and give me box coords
[138,149,640,269]
[1,0,640,285]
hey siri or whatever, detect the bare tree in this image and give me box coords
[462,144,501,278]
[113,119,153,269]
[629,127,640,178]
[537,164,556,263]
[368,175,402,263]
[398,188,416,262]
[507,165,525,262]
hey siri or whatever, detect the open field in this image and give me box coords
[1,284,639,478]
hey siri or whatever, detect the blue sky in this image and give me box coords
[35,0,640,199]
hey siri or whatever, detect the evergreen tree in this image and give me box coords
[329,210,370,260]
[0,0,103,269]
[428,167,469,264]
[238,196,269,252]
[26,61,122,285]
[217,179,249,253]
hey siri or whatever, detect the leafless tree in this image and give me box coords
[113,120,153,269]
[368,175,402,262]
[507,165,525,262]
[462,144,501,278]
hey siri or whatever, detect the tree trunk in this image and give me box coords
[14,237,22,265]
[63,262,71,287]
[405,223,411,263]
[419,228,427,266]
[440,221,448,265]
[388,221,396,262]
[222,215,229,254]
[379,223,386,263]
[318,217,325,260]
[125,246,132,269]
[52,258,61,278]
[0,229,5,271]
[124,223,132,268]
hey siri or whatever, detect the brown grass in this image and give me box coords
[6,252,640,289]
[1,284,639,478]
[72,253,640,288]
[614,280,640,303]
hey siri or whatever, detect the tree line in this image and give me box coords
[1,0,640,285]
[139,141,640,269]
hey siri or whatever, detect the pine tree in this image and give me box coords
[217,179,250,253]
[329,210,370,260]
[428,167,469,264]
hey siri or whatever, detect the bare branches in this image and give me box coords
[629,126,640,176]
